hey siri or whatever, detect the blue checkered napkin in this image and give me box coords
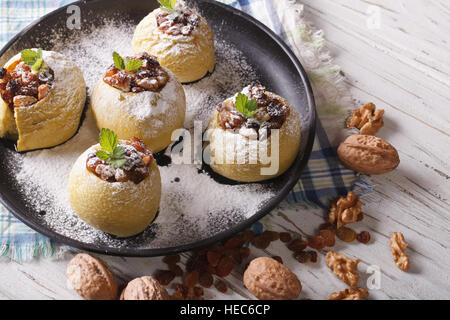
[0,0,365,261]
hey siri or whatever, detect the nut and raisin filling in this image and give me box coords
[217,85,290,134]
[103,53,169,93]
[86,137,153,184]
[156,3,200,36]
[0,60,54,111]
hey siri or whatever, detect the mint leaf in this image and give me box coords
[96,150,110,161]
[99,128,117,153]
[21,49,38,65]
[96,128,127,169]
[125,59,143,73]
[113,51,125,70]
[158,0,176,10]
[108,158,127,169]
[31,58,43,71]
[111,145,125,159]
[235,93,248,115]
[235,93,259,119]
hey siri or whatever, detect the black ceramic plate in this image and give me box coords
[0,0,315,256]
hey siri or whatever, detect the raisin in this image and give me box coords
[242,230,255,242]
[279,232,292,243]
[184,270,199,288]
[231,249,243,264]
[251,236,271,249]
[261,231,279,242]
[356,231,371,244]
[318,229,336,247]
[163,254,180,265]
[287,239,308,252]
[294,251,310,263]
[308,235,327,250]
[193,286,204,298]
[294,251,317,264]
[207,250,222,267]
[169,263,184,277]
[224,237,245,249]
[319,222,337,232]
[215,279,228,293]
[186,255,208,273]
[272,256,283,264]
[239,247,250,260]
[336,227,357,243]
[153,269,175,286]
[309,251,318,263]
[215,256,234,277]
[199,272,214,288]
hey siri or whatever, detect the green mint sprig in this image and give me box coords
[96,128,127,169]
[158,0,177,11]
[112,52,143,73]
[21,48,46,72]
[235,93,259,119]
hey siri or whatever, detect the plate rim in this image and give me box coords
[0,0,316,257]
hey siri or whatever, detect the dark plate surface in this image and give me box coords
[0,0,316,256]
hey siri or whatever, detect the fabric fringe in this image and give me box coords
[0,239,55,262]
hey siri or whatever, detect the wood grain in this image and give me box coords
[0,0,449,300]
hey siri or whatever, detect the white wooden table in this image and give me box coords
[0,0,449,300]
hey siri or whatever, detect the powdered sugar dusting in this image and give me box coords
[5,20,276,249]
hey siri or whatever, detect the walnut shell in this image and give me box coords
[338,135,399,174]
[120,276,169,300]
[66,253,118,300]
[243,257,302,300]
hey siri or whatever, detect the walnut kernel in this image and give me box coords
[329,191,362,229]
[390,232,410,271]
[326,251,360,287]
[328,287,369,300]
[347,102,384,135]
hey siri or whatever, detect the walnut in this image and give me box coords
[120,276,170,300]
[328,287,369,300]
[243,257,302,300]
[390,232,410,271]
[329,191,362,229]
[326,251,360,287]
[347,102,384,135]
[338,135,400,175]
[66,253,118,300]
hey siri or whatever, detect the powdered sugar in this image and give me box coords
[4,20,276,249]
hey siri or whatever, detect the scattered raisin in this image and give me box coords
[294,251,318,264]
[261,231,280,242]
[242,230,255,242]
[318,229,336,247]
[215,279,228,293]
[251,236,271,249]
[239,247,250,260]
[193,286,204,297]
[199,272,214,288]
[336,227,357,243]
[153,269,175,286]
[224,237,245,249]
[287,239,308,252]
[279,232,292,243]
[215,256,234,277]
[169,263,184,277]
[184,270,199,288]
[319,222,337,232]
[308,235,327,250]
[163,254,180,265]
[356,231,371,244]
[207,250,222,267]
[272,256,283,264]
